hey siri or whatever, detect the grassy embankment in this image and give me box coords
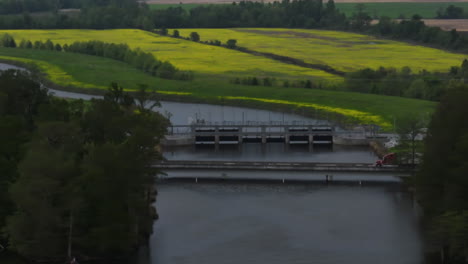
[0,28,443,129]
[148,2,468,19]
[176,28,468,73]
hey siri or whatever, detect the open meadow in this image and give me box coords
[0,47,436,129]
[176,28,468,73]
[0,29,340,83]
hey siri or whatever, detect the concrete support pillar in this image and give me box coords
[261,126,266,144]
[214,126,220,146]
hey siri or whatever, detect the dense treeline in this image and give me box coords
[416,84,468,263]
[436,5,466,19]
[0,0,80,15]
[0,0,151,29]
[0,34,192,80]
[372,15,468,53]
[0,70,169,262]
[231,76,319,89]
[344,60,468,101]
[0,0,128,15]
[152,0,345,29]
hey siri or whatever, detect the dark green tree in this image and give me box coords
[226,39,237,49]
[160,27,168,36]
[395,116,426,167]
[0,33,16,47]
[5,121,83,260]
[55,43,62,51]
[350,4,372,30]
[103,82,134,108]
[44,39,54,50]
[416,84,468,262]
[134,84,161,111]
[190,31,200,42]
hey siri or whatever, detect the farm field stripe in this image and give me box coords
[0,29,341,83]
[176,28,468,73]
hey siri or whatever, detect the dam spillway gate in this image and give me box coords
[167,123,336,145]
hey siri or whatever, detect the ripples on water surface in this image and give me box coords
[141,183,423,264]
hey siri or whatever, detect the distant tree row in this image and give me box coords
[231,76,320,89]
[62,40,193,80]
[0,70,169,262]
[373,15,468,52]
[231,76,276,87]
[0,34,193,81]
[344,60,468,101]
[436,5,466,19]
[158,29,238,49]
[0,0,132,15]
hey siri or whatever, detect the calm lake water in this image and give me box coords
[139,183,423,264]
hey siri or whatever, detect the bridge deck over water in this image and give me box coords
[154,160,412,175]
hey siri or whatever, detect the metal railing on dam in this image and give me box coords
[153,160,412,175]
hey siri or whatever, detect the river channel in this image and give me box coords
[1,64,424,264]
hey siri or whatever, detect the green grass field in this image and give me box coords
[0,47,436,129]
[148,2,468,19]
[336,2,468,19]
[176,28,468,72]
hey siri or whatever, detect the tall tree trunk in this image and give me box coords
[67,211,74,259]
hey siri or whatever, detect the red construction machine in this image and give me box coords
[375,153,396,167]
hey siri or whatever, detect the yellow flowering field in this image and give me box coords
[0,29,340,82]
[221,96,392,129]
[176,28,468,72]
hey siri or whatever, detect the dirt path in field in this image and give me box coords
[371,18,468,32]
[237,29,339,41]
[421,19,468,32]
